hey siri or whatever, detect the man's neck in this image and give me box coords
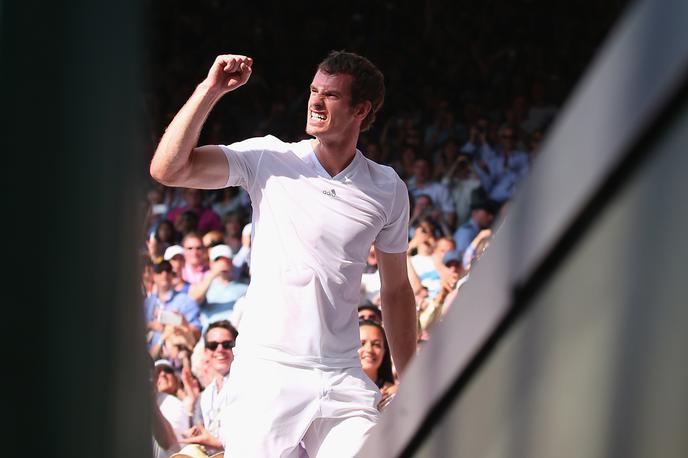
[157,287,173,301]
[311,137,358,177]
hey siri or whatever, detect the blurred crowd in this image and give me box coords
[141,1,626,455]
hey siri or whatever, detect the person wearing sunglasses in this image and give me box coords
[180,320,237,454]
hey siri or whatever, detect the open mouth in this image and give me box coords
[310,110,327,122]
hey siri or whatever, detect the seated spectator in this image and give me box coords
[358,302,383,324]
[154,359,190,445]
[175,210,200,239]
[452,193,499,255]
[408,224,445,301]
[360,245,381,305]
[407,157,457,229]
[441,151,482,229]
[145,261,202,350]
[358,320,397,411]
[189,245,249,332]
[408,194,451,239]
[473,125,530,203]
[167,188,222,236]
[164,245,190,294]
[181,233,210,285]
[148,219,179,263]
[181,321,238,454]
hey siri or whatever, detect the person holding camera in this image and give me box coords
[145,260,202,351]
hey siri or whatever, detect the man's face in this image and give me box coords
[500,128,516,151]
[306,70,363,141]
[204,328,234,376]
[153,267,173,290]
[183,237,206,267]
[475,209,494,228]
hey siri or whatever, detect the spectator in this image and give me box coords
[406,157,457,229]
[211,187,250,219]
[189,245,248,332]
[144,260,202,350]
[473,125,530,203]
[360,245,381,306]
[180,233,210,285]
[154,359,190,445]
[202,230,224,249]
[358,319,397,411]
[181,321,238,454]
[148,220,179,263]
[167,188,222,235]
[452,194,499,255]
[408,195,449,239]
[441,151,482,228]
[164,245,190,294]
[358,303,383,324]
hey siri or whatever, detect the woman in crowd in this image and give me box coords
[358,319,398,411]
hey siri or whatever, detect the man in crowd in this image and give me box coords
[144,260,202,350]
[150,51,416,456]
[180,320,238,454]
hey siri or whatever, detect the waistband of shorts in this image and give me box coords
[234,344,361,370]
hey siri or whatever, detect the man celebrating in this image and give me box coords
[150,51,416,457]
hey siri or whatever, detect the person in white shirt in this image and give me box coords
[150,50,417,457]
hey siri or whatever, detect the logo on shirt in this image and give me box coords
[323,189,338,198]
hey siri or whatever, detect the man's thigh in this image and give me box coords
[218,357,319,457]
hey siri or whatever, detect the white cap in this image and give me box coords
[163,245,184,261]
[242,223,252,236]
[209,244,233,261]
[154,359,173,370]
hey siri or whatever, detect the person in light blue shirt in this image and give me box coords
[144,260,202,349]
[188,244,249,331]
[473,125,530,203]
[452,197,499,255]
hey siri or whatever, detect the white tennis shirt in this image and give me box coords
[220,135,409,368]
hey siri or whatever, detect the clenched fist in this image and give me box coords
[203,54,253,95]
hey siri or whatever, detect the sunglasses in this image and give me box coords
[205,340,235,351]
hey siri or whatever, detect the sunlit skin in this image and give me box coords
[183,235,206,268]
[358,324,386,383]
[305,70,371,175]
[204,327,234,379]
[155,366,179,395]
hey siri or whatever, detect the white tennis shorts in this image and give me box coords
[218,355,380,457]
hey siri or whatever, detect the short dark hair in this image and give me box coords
[152,260,173,274]
[317,50,385,132]
[203,320,238,341]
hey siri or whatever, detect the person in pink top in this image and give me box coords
[167,188,222,235]
[180,233,210,285]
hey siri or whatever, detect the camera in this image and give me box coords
[159,310,182,326]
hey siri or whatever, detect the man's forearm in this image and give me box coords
[380,284,417,376]
[150,83,223,185]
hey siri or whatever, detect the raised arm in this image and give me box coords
[150,54,253,189]
[376,249,417,376]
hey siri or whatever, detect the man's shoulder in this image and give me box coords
[359,154,405,187]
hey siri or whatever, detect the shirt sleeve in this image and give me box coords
[219,135,280,190]
[375,176,410,253]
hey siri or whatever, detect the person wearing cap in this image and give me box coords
[155,359,191,447]
[452,193,499,256]
[165,245,191,294]
[188,245,248,332]
[145,260,202,350]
